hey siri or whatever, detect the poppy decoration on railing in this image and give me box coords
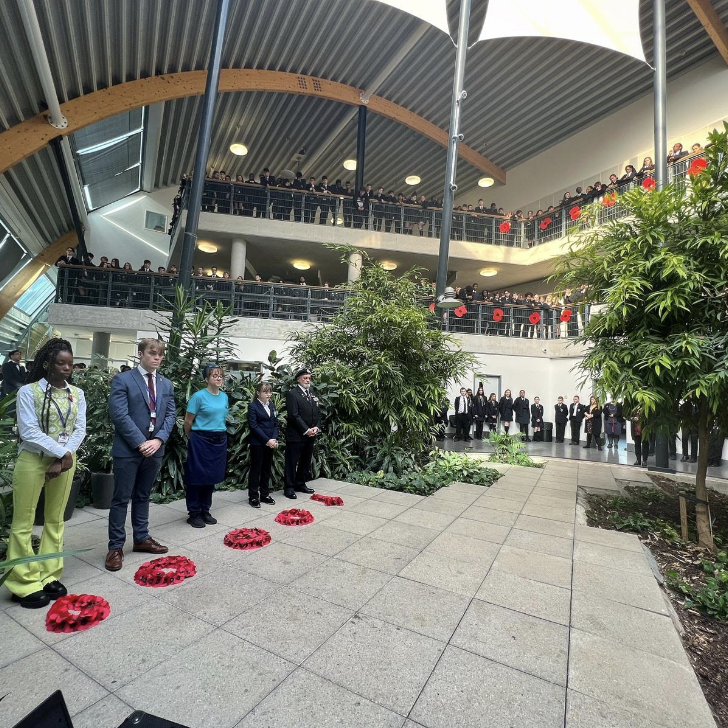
[453,305,468,318]
[687,158,708,176]
[429,302,436,312]
[492,308,504,322]
[602,192,617,207]
[539,217,552,230]
[311,493,344,506]
[560,309,573,322]
[529,312,541,325]
[641,177,656,190]
[224,527,272,550]
[498,221,511,233]
[275,508,315,526]
[134,555,197,587]
[569,206,581,220]
[46,594,111,633]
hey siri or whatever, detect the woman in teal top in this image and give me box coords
[183,364,229,528]
[6,339,86,609]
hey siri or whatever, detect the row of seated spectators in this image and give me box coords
[170,141,706,243]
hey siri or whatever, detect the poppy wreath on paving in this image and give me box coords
[642,177,656,190]
[311,493,344,507]
[560,309,573,323]
[498,221,511,233]
[133,555,197,587]
[569,206,581,220]
[46,594,111,634]
[275,508,315,526]
[492,308,504,322]
[224,527,272,550]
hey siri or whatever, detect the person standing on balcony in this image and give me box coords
[372,187,387,231]
[1,349,26,396]
[292,171,305,222]
[284,368,319,499]
[304,176,318,224]
[316,176,335,225]
[5,339,86,608]
[183,364,228,527]
[105,338,175,572]
[514,390,531,442]
[353,188,369,229]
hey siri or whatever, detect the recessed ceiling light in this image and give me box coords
[230,143,248,156]
[343,159,357,171]
[478,177,495,188]
[405,175,421,185]
[380,261,398,271]
[292,260,311,271]
[479,267,498,277]
[197,242,218,253]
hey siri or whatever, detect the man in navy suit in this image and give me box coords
[105,338,176,571]
[284,368,319,499]
[247,381,279,508]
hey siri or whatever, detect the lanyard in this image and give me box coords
[50,390,72,430]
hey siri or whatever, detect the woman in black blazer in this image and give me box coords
[498,389,514,436]
[485,393,499,437]
[247,381,279,508]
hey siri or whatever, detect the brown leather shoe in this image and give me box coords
[105,548,123,571]
[132,537,168,554]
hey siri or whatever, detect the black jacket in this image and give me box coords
[514,396,530,424]
[554,403,569,424]
[454,396,471,418]
[472,395,487,421]
[485,400,499,423]
[1,360,26,394]
[498,396,514,421]
[531,403,544,427]
[285,386,321,443]
[569,402,585,422]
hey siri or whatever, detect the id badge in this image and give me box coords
[150,411,157,419]
[58,432,69,445]
[149,422,155,432]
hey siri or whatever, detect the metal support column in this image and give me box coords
[178,0,231,291]
[354,106,367,195]
[50,137,87,259]
[653,0,668,191]
[436,0,472,299]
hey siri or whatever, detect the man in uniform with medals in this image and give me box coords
[284,368,320,499]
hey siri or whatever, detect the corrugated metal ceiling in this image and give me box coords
[0,0,726,247]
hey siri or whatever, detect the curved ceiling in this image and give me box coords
[0,0,726,250]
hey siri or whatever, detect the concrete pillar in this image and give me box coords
[230,237,247,280]
[347,252,362,283]
[91,332,111,370]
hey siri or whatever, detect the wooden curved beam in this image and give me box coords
[0,69,505,183]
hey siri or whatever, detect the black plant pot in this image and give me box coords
[34,477,83,526]
[91,472,115,509]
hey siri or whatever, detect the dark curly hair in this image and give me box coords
[25,338,74,435]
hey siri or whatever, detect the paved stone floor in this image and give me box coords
[0,461,717,728]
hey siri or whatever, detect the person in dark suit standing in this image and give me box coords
[472,385,487,440]
[247,381,279,508]
[498,389,514,436]
[453,387,472,441]
[568,395,585,445]
[531,396,544,441]
[514,390,531,441]
[105,338,176,572]
[292,171,306,222]
[284,368,319,499]
[485,393,499,437]
[1,349,26,396]
[316,176,335,225]
[554,396,568,443]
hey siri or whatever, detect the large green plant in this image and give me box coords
[552,124,728,550]
[0,393,18,545]
[288,247,474,462]
[74,367,114,474]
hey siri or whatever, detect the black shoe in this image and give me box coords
[465,437,472,442]
[598,447,603,451]
[607,443,613,449]
[295,486,315,494]
[202,513,217,524]
[187,515,205,528]
[689,457,698,463]
[261,496,276,505]
[525,437,532,442]
[633,460,641,466]
[453,437,461,441]
[680,456,689,462]
[284,491,297,499]
[43,581,67,599]
[669,454,677,461]
[12,590,51,609]
[642,459,649,466]
[583,445,591,449]
[249,498,261,509]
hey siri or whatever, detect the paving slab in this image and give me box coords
[370,489,425,506]
[368,519,440,550]
[565,689,669,728]
[394,507,457,531]
[348,498,412,519]
[333,483,384,499]
[504,528,574,559]
[471,495,525,513]
[573,540,653,577]
[278,523,364,556]
[411,497,470,516]
[459,504,519,527]
[410,645,566,728]
[429,487,481,505]
[491,545,573,589]
[304,614,445,715]
[398,551,489,597]
[521,502,576,523]
[0,610,44,668]
[445,516,511,544]
[322,510,389,536]
[513,513,575,539]
[574,524,644,553]
[71,694,133,728]
[335,535,419,574]
[423,531,501,568]
[231,540,328,584]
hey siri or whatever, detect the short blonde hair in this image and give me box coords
[138,337,166,355]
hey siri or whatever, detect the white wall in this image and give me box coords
[86,186,178,269]
[458,56,728,213]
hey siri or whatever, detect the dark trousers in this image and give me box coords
[518,422,530,439]
[681,430,697,459]
[634,435,648,463]
[109,454,163,549]
[555,422,566,442]
[186,483,213,516]
[474,420,484,438]
[455,413,470,439]
[284,438,314,493]
[569,420,581,444]
[249,444,273,499]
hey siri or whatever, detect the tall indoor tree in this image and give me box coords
[553,125,728,550]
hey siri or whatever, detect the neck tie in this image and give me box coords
[147,373,156,427]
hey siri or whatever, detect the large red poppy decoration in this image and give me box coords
[560,309,573,322]
[641,177,656,190]
[499,221,511,234]
[492,308,504,322]
[311,493,344,506]
[602,192,617,207]
[275,508,315,526]
[453,305,468,318]
[569,206,581,220]
[529,312,541,325]
[428,302,436,312]
[539,217,552,230]
[134,555,197,587]
[688,158,708,176]
[46,594,111,633]
[224,527,272,550]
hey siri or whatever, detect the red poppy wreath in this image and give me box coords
[642,177,656,190]
[498,221,511,234]
[275,508,315,526]
[492,308,504,322]
[569,206,581,220]
[539,217,552,230]
[311,493,344,506]
[224,527,272,550]
[134,555,197,587]
[529,311,541,325]
[688,158,708,176]
[46,594,111,634]
[560,309,573,322]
